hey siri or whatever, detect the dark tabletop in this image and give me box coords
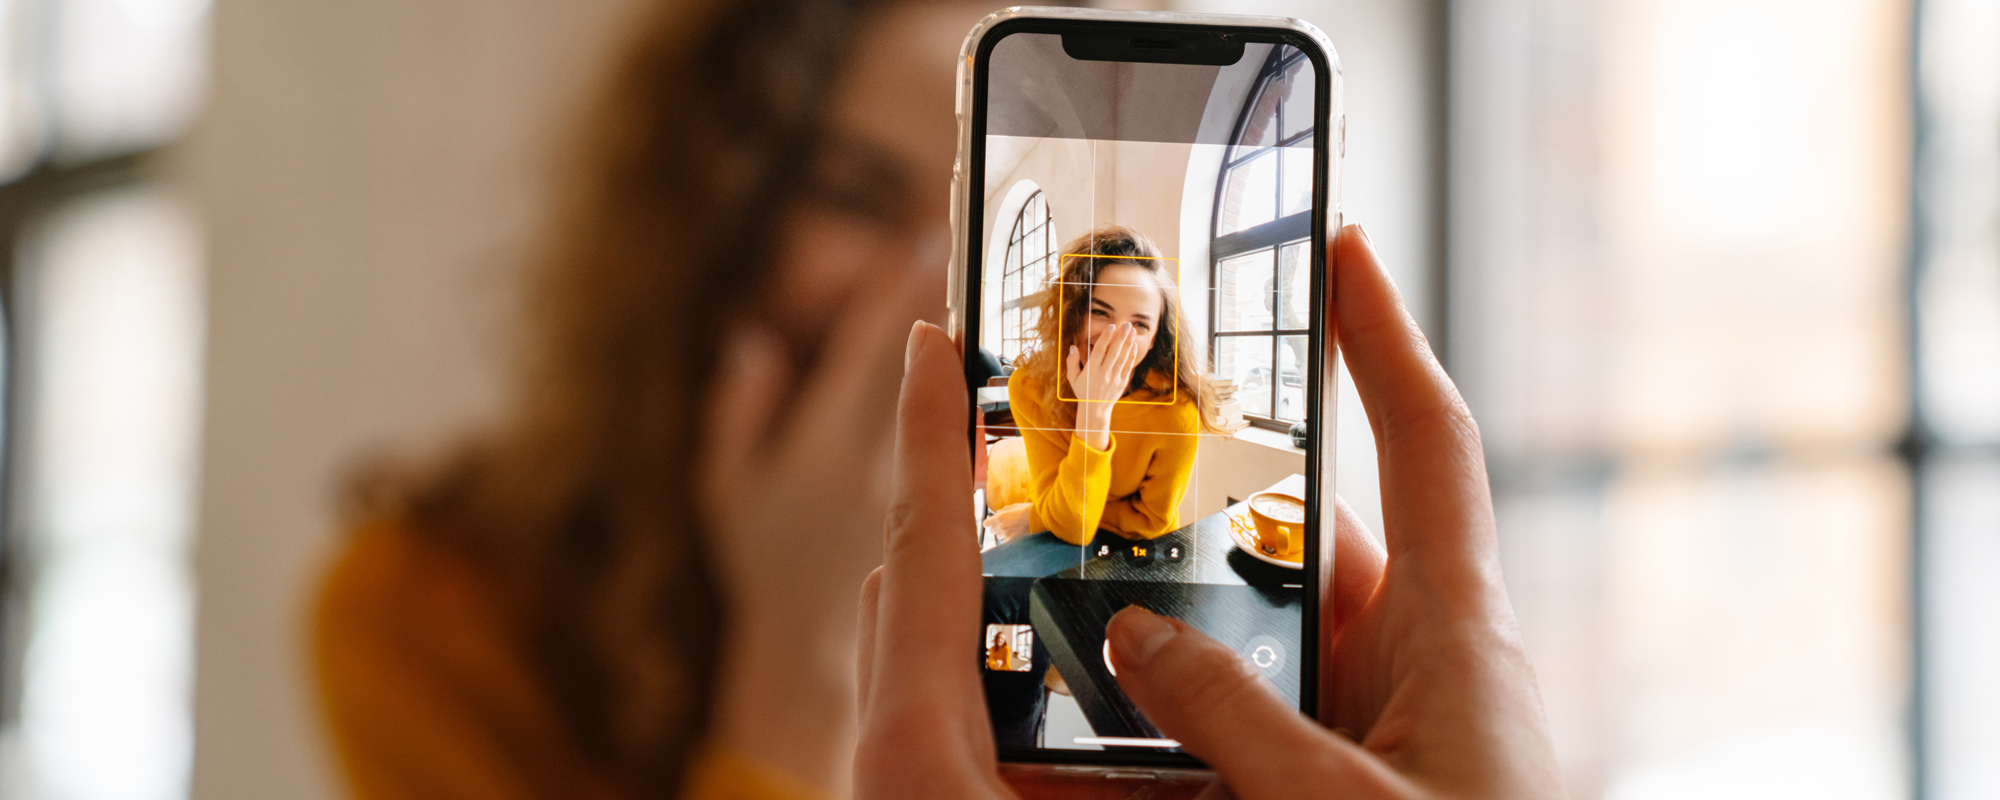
[980,474,1308,746]
[1030,579,1302,745]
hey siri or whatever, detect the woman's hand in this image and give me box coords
[700,251,941,795]
[1099,225,1564,798]
[983,502,1033,546]
[1065,322,1145,450]
[855,225,1563,799]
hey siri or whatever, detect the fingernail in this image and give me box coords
[1110,606,1178,670]
[905,320,924,371]
[1355,224,1374,249]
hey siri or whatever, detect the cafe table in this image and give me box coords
[980,474,1308,748]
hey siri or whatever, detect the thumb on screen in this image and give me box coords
[1106,607,1378,799]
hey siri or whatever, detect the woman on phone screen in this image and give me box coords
[985,226,1218,547]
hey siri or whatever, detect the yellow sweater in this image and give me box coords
[1008,367,1201,544]
[313,525,822,800]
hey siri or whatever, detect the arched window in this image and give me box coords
[1000,190,1055,363]
[1211,46,1315,427]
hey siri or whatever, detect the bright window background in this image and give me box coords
[1452,0,1912,797]
[0,0,1986,796]
[0,0,211,798]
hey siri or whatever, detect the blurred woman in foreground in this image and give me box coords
[309,0,1569,796]
[312,0,987,797]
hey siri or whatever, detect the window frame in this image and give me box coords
[999,189,1055,364]
[1210,46,1315,432]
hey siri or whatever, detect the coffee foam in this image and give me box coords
[1252,494,1305,524]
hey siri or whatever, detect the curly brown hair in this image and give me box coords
[1016,225,1220,433]
[348,0,894,794]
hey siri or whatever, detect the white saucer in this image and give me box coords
[1224,511,1304,569]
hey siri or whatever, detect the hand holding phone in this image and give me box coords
[952,7,1339,767]
[854,227,1563,800]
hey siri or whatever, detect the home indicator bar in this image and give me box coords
[1072,737,1183,748]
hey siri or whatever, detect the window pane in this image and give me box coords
[1218,151,1278,235]
[1277,241,1309,330]
[1276,335,1307,422]
[1922,453,2000,800]
[1214,335,1273,419]
[1278,58,1315,141]
[11,187,204,800]
[1280,146,1312,219]
[1598,459,1907,800]
[1215,248,1274,332]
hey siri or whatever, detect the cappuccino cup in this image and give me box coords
[1247,491,1305,559]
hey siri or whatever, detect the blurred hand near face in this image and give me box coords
[854,225,1564,800]
[701,246,941,793]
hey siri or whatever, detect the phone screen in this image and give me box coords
[964,21,1330,765]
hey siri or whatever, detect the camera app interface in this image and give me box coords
[972,31,1320,754]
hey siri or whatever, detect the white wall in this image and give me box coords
[982,137,1192,261]
[1194,431,1307,519]
[178,0,644,796]
[980,136,1194,356]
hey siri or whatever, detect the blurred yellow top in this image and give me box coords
[312,524,823,800]
[1009,367,1200,544]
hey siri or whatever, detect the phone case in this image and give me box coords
[948,6,1342,779]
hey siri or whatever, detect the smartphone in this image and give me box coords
[946,7,1341,776]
